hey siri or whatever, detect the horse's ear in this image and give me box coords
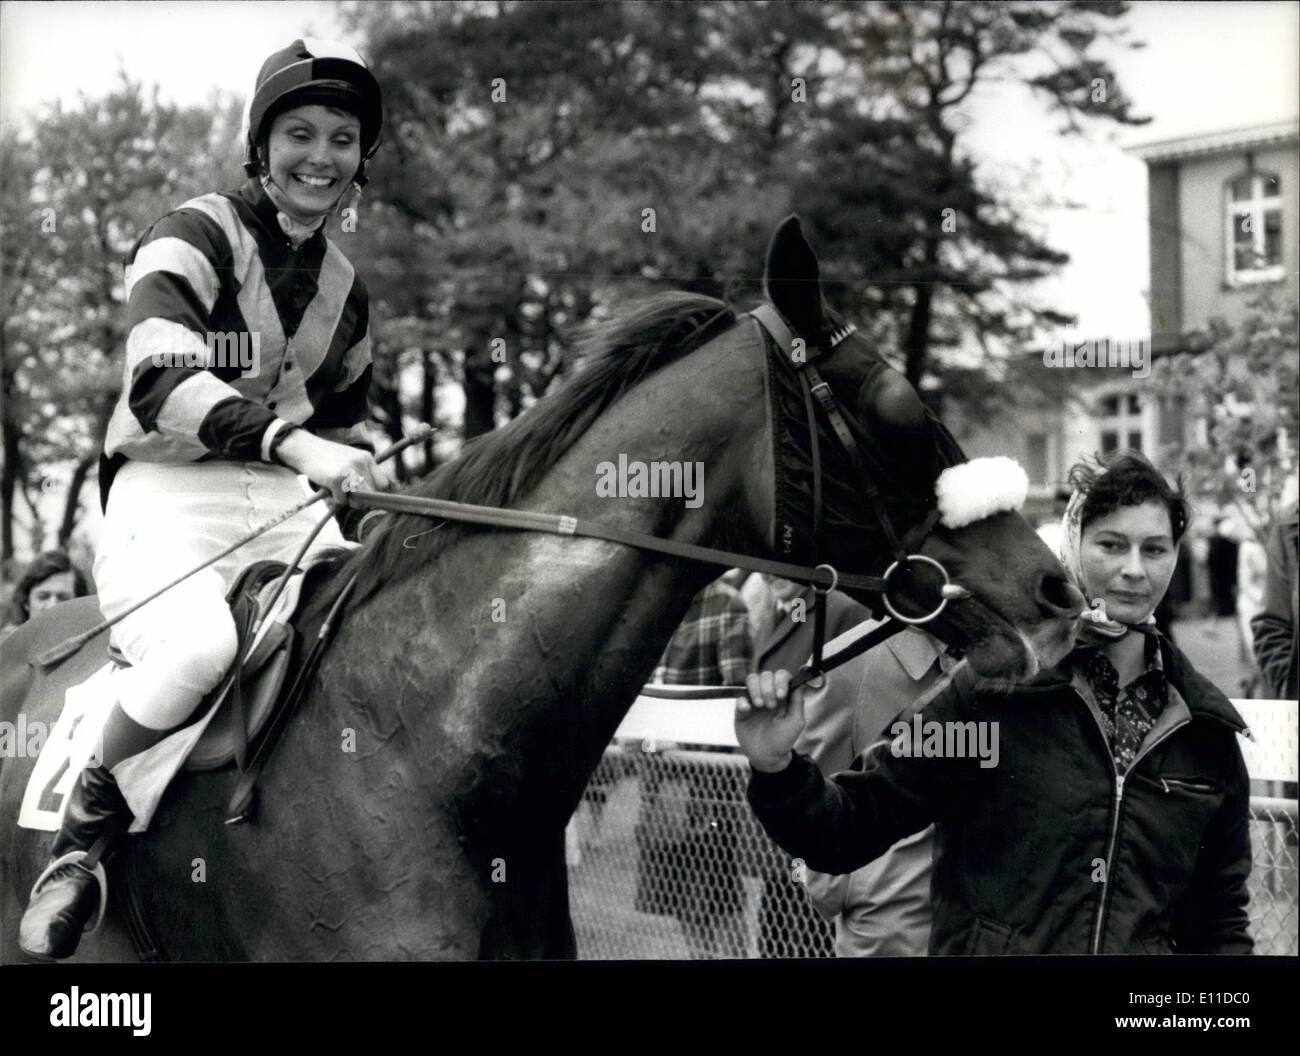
[763,215,829,339]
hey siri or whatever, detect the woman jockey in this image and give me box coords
[20,38,393,960]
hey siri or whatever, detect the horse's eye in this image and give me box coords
[859,369,927,435]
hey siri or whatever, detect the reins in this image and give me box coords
[340,489,887,594]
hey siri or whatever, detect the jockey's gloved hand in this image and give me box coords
[276,430,394,504]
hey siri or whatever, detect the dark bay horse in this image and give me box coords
[1,217,1081,960]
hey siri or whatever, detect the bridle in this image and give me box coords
[339,301,973,691]
[745,304,969,687]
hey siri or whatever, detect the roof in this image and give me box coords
[1127,119,1299,164]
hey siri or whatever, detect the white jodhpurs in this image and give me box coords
[93,460,348,731]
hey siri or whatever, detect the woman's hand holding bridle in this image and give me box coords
[735,669,806,774]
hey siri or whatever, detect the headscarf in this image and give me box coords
[1058,487,1157,644]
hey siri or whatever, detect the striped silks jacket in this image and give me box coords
[101,177,373,503]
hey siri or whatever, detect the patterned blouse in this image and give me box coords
[1079,634,1166,775]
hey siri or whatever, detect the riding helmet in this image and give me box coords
[244,38,384,184]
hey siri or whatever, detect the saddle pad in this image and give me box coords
[17,662,118,832]
[18,561,316,834]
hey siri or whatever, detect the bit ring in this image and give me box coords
[880,554,958,625]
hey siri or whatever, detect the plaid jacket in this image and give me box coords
[102,178,372,498]
[652,580,754,686]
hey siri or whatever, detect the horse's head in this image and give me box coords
[760,216,1082,679]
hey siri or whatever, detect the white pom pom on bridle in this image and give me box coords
[934,456,1029,530]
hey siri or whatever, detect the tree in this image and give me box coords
[0,72,245,565]
[345,1,850,448]
[340,0,1150,455]
[798,0,1150,388]
[1153,287,1300,543]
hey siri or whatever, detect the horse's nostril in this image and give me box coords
[1037,573,1085,617]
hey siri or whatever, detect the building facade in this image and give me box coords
[1138,120,1299,352]
[944,119,1299,528]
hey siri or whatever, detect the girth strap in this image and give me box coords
[224,573,360,823]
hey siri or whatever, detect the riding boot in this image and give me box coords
[18,763,133,960]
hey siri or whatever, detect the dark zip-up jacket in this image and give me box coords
[747,637,1253,955]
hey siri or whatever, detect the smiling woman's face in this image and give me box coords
[266,104,362,221]
[1079,499,1178,624]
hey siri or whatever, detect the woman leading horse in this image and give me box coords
[740,450,1253,955]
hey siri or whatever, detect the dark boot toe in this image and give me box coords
[18,865,100,960]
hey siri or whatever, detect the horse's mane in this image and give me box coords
[306,292,738,614]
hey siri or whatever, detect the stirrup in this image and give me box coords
[28,850,110,937]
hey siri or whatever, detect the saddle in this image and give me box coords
[107,559,308,773]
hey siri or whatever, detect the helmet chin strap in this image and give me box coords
[259,168,357,243]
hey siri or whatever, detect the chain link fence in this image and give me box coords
[1248,796,1298,956]
[568,743,833,959]
[567,741,1298,958]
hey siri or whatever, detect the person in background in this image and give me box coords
[739,570,777,646]
[1153,537,1192,644]
[651,576,753,686]
[1235,527,1268,696]
[635,576,752,958]
[752,575,870,958]
[799,619,952,956]
[1252,500,1299,700]
[1207,518,1240,626]
[1033,486,1071,557]
[1,549,90,641]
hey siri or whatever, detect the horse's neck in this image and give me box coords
[324,329,771,809]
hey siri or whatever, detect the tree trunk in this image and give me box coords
[421,348,439,470]
[57,453,97,547]
[1,411,20,565]
[461,340,497,441]
[903,257,936,389]
[372,368,408,483]
[0,318,18,564]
